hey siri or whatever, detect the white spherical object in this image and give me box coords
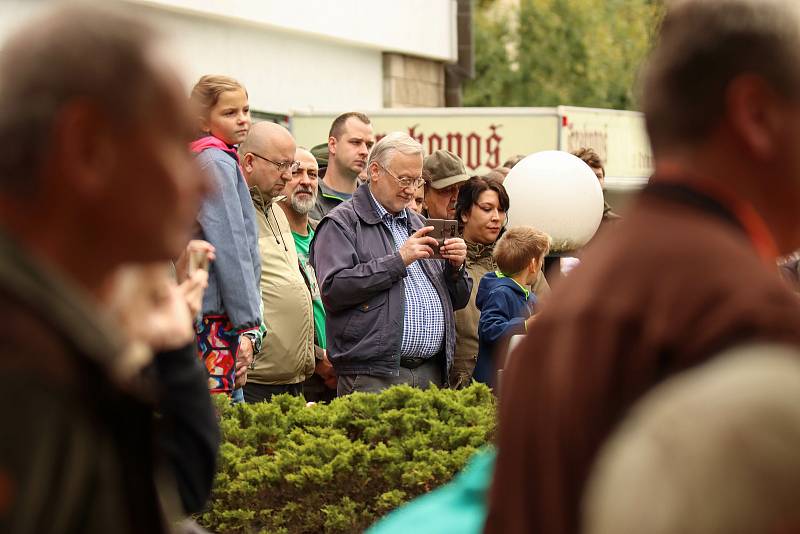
[504,150,604,252]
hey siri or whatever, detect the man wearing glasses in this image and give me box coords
[311,132,472,395]
[239,122,316,402]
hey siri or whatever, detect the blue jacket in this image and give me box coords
[474,272,535,385]
[309,183,472,380]
[194,142,262,333]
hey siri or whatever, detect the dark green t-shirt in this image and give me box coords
[293,226,327,349]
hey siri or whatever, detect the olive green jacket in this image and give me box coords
[451,242,497,388]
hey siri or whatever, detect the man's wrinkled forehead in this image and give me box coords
[296,149,318,172]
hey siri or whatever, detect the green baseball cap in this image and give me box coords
[311,142,329,169]
[423,150,470,189]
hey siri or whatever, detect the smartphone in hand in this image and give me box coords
[425,219,458,259]
[188,249,210,276]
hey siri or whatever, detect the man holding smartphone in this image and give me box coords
[311,132,472,395]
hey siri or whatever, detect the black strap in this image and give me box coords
[643,181,745,234]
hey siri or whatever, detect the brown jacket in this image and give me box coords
[486,184,800,534]
[0,234,172,534]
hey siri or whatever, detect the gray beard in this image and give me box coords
[290,193,316,215]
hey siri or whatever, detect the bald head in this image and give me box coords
[239,121,297,198]
[239,121,294,155]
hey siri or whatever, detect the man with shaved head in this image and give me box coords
[239,122,315,402]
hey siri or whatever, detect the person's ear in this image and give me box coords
[368,161,380,182]
[52,102,118,195]
[727,74,784,160]
[199,114,211,135]
[242,153,255,174]
[460,207,470,225]
[328,136,337,158]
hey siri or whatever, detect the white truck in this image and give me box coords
[290,105,653,192]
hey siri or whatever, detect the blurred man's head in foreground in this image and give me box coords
[641,0,800,253]
[0,3,209,279]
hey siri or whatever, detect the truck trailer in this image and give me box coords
[290,105,653,192]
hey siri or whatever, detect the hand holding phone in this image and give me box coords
[399,227,438,266]
[175,240,215,283]
[188,248,210,276]
[425,219,458,260]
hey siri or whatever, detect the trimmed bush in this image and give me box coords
[198,384,496,534]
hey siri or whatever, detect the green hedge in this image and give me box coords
[198,384,496,534]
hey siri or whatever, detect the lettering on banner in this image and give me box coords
[446,132,462,156]
[378,124,504,171]
[428,133,443,153]
[466,133,481,169]
[566,123,609,163]
[408,124,424,145]
[485,125,502,169]
[633,150,653,173]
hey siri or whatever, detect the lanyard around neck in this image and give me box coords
[650,165,780,263]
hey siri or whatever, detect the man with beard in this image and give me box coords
[279,147,337,402]
[239,123,315,402]
[309,112,375,219]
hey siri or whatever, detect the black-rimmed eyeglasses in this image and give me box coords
[249,152,300,173]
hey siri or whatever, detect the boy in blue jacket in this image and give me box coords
[474,227,551,386]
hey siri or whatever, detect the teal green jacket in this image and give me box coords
[367,448,496,534]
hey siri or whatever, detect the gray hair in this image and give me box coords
[367,132,423,170]
[641,0,800,153]
[0,4,160,194]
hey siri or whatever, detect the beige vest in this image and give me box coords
[250,196,315,384]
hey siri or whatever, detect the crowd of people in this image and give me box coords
[187,76,589,402]
[4,0,800,533]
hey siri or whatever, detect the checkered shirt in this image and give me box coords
[369,190,445,358]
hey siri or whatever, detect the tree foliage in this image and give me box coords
[465,0,664,109]
[198,384,496,534]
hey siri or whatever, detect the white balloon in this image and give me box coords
[504,150,604,252]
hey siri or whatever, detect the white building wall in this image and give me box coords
[0,0,456,115]
[131,3,385,115]
[127,0,457,62]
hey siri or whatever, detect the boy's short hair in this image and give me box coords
[494,226,552,276]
